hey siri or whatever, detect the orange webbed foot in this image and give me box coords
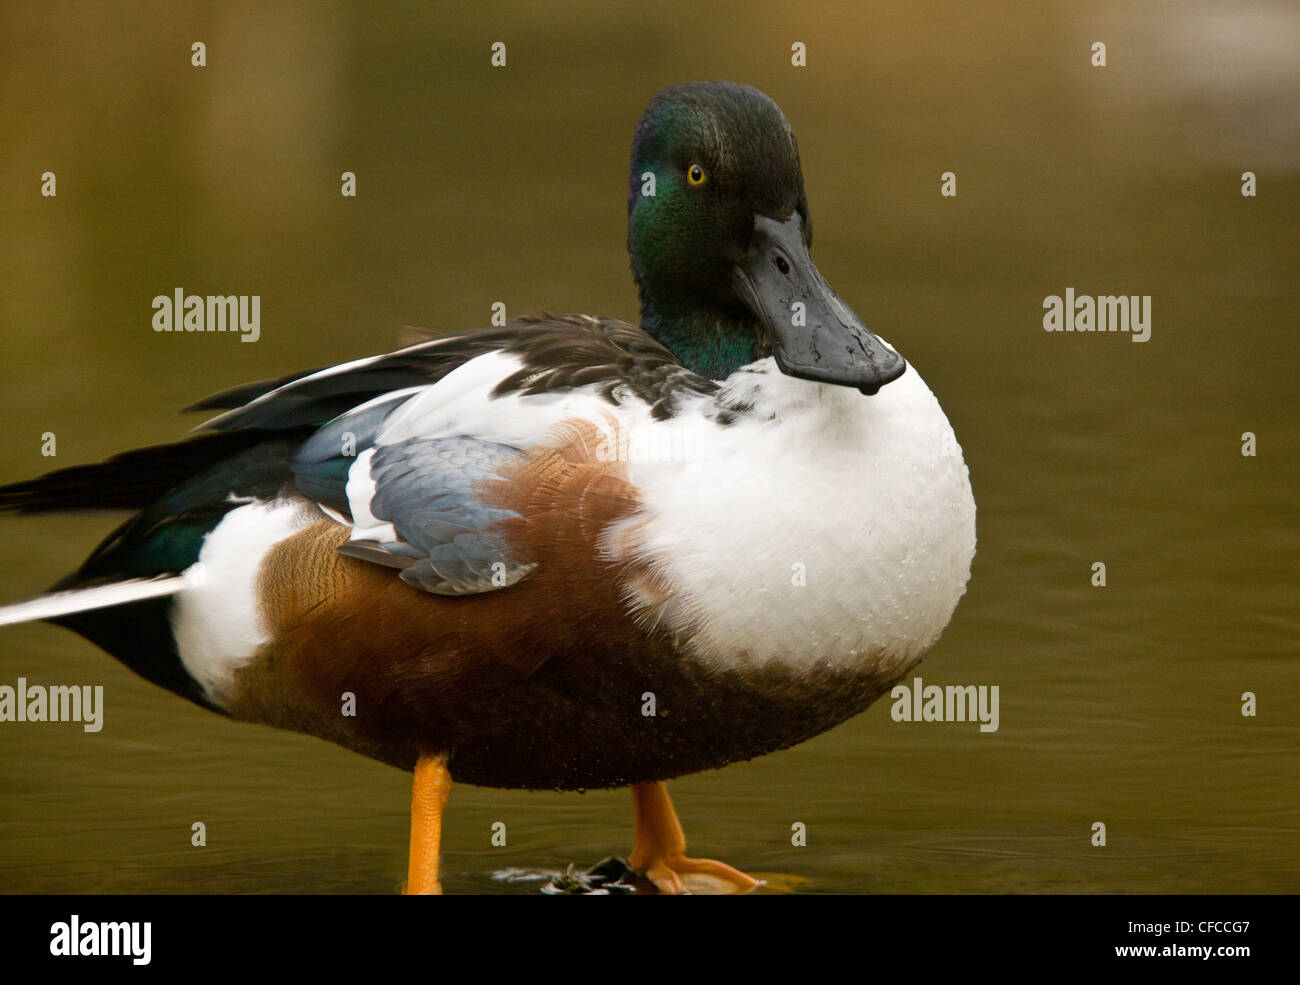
[639,852,762,895]
[628,781,762,895]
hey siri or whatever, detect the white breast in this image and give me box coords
[610,357,976,678]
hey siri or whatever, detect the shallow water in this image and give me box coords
[1,1,1297,893]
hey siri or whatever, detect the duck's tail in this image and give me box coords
[1,427,313,711]
[0,576,188,627]
[0,430,279,515]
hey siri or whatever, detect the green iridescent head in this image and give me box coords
[627,81,904,393]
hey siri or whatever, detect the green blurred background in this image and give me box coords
[1,0,1296,892]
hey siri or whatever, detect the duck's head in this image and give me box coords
[628,80,905,394]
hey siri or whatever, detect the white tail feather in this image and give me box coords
[0,576,188,627]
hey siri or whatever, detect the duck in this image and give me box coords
[0,80,976,894]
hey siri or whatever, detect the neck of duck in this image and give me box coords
[640,295,770,381]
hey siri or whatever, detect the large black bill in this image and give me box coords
[732,213,905,395]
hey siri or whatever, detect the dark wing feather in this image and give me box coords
[0,429,302,515]
[490,317,718,419]
[183,370,324,413]
[195,315,716,433]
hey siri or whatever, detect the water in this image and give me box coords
[1,1,1296,893]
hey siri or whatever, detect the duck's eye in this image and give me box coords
[687,163,707,186]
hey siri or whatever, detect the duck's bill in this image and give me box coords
[732,213,905,395]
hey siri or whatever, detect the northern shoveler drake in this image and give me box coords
[0,80,976,894]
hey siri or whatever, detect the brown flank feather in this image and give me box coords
[228,420,895,789]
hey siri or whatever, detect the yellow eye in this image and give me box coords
[687,163,707,186]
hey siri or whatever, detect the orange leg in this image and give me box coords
[405,753,452,895]
[628,781,761,894]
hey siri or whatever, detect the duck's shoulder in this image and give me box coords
[491,315,720,419]
[194,314,719,433]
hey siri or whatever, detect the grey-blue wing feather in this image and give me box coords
[363,436,536,595]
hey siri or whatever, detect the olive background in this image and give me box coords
[1,1,1296,892]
